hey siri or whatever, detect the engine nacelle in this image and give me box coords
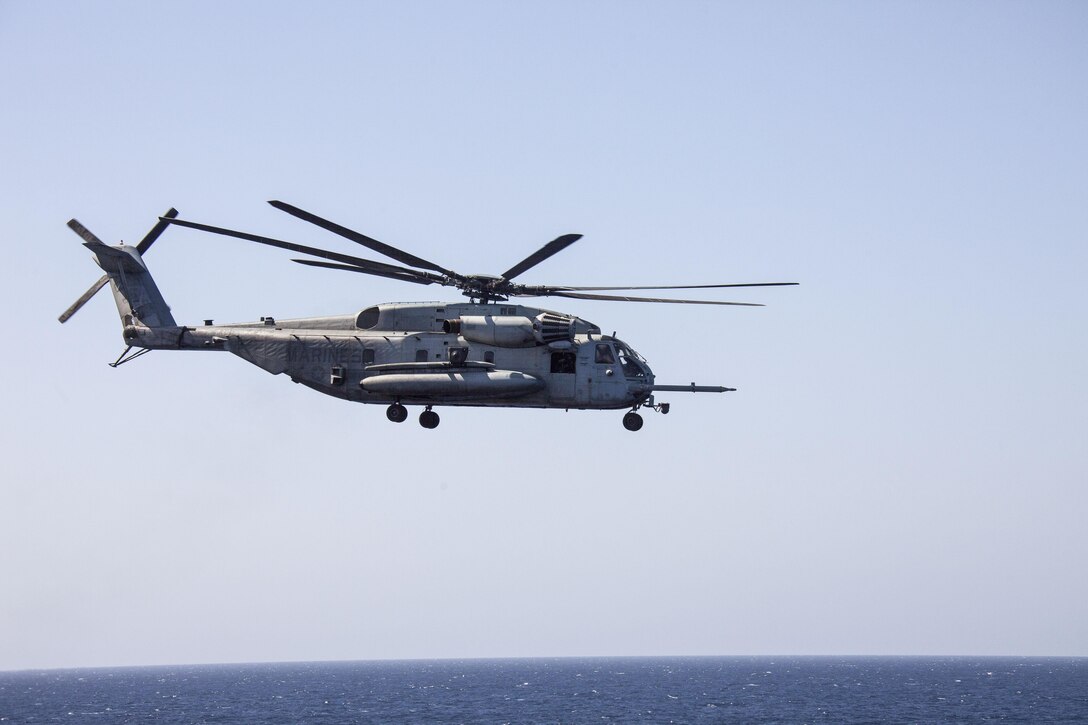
[444,313,574,348]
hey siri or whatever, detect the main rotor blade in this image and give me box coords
[545,290,764,306]
[268,200,459,278]
[547,281,798,291]
[136,207,178,254]
[501,234,582,281]
[58,274,109,323]
[291,259,437,285]
[164,217,444,285]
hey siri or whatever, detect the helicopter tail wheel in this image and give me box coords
[622,411,644,432]
[419,408,440,429]
[386,402,408,423]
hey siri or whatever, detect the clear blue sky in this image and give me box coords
[2,1,1086,670]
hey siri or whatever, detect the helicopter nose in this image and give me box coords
[627,378,654,398]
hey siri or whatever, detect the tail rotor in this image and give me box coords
[58,208,177,323]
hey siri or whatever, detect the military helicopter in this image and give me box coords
[60,202,795,431]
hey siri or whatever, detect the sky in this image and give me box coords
[1,1,1086,671]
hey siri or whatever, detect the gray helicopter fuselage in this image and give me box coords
[65,209,753,429]
[126,301,657,410]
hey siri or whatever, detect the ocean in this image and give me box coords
[1,657,1085,723]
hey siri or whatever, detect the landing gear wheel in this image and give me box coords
[386,403,408,423]
[419,409,440,429]
[622,411,644,431]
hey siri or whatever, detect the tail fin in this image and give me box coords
[83,240,176,328]
[60,210,178,328]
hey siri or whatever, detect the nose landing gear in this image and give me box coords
[621,396,672,431]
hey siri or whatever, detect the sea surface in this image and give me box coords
[1,657,1085,723]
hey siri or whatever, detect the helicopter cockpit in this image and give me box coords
[596,339,650,379]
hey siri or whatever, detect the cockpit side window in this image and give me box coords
[595,343,616,364]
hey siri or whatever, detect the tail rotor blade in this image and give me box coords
[136,207,178,254]
[60,219,111,323]
[67,219,106,245]
[58,275,109,323]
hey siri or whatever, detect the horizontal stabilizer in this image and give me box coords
[83,240,150,274]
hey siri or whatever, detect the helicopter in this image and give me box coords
[60,202,796,431]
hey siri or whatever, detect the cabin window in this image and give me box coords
[484,351,495,364]
[415,349,428,362]
[550,351,576,374]
[362,348,375,365]
[595,343,616,364]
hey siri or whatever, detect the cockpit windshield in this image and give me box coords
[614,341,648,379]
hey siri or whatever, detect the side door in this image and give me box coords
[587,342,629,405]
[547,349,577,403]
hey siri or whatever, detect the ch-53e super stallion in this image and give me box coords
[60,202,795,431]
